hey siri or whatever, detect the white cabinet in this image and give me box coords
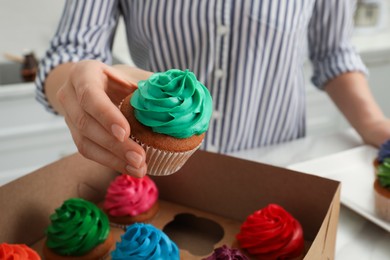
[0,84,76,186]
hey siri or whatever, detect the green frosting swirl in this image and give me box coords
[378,158,390,189]
[45,198,110,256]
[131,69,213,138]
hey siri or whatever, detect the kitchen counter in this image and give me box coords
[229,128,390,259]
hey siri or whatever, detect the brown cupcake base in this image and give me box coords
[120,95,204,152]
[374,179,390,221]
[120,94,205,175]
[100,201,160,229]
[373,159,380,179]
[231,240,305,260]
[42,232,114,260]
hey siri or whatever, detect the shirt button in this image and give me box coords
[215,69,224,79]
[217,25,229,35]
[212,110,222,120]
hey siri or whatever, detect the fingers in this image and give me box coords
[111,64,154,82]
[103,65,138,90]
[60,82,147,177]
[76,84,130,142]
[57,61,148,177]
[69,65,131,143]
[67,118,147,178]
[103,66,139,105]
[64,112,147,177]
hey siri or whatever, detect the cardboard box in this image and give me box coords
[0,151,340,259]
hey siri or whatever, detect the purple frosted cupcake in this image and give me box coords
[203,245,249,260]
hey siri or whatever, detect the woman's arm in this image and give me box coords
[325,72,390,147]
[36,1,153,177]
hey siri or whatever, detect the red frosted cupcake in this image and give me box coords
[102,174,159,229]
[0,243,41,259]
[235,204,304,260]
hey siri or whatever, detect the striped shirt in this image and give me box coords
[35,0,367,153]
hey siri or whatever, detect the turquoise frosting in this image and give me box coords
[111,223,180,260]
[130,69,213,138]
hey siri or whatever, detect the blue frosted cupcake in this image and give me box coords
[111,223,180,259]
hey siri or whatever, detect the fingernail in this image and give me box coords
[126,151,143,169]
[111,124,126,142]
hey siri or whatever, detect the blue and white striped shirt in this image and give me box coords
[36,0,367,153]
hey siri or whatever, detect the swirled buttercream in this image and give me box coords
[378,158,390,189]
[130,69,213,138]
[378,140,390,163]
[0,243,41,260]
[111,223,180,260]
[45,198,110,256]
[236,204,304,259]
[103,174,158,217]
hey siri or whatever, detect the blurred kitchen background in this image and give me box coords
[0,0,390,185]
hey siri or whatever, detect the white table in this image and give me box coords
[229,128,390,259]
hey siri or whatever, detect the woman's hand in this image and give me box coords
[358,119,390,148]
[54,60,150,177]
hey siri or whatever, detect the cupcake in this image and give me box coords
[235,204,304,260]
[0,243,41,259]
[375,140,390,167]
[120,69,213,176]
[111,223,180,259]
[43,198,114,260]
[102,174,159,229]
[203,245,249,260]
[374,140,390,221]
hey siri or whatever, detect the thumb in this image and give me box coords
[103,65,138,93]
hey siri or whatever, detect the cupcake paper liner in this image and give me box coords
[131,135,201,176]
[374,190,390,221]
[373,159,390,221]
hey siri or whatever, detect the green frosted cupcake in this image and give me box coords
[374,157,390,221]
[43,198,114,260]
[120,69,213,176]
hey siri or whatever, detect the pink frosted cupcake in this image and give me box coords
[102,174,159,229]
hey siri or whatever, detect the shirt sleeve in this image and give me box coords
[308,0,368,89]
[35,0,120,114]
